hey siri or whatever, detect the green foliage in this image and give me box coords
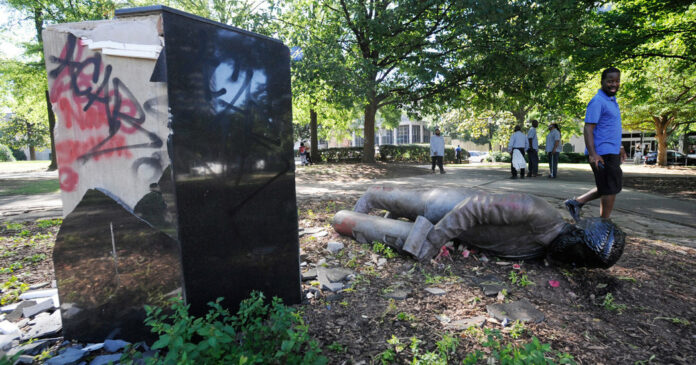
[510,320,526,339]
[317,147,364,163]
[379,334,458,365]
[378,145,459,163]
[4,222,23,231]
[463,329,576,365]
[602,293,627,314]
[137,292,327,364]
[0,144,15,162]
[0,276,29,305]
[36,218,62,228]
[372,241,397,259]
[509,271,535,288]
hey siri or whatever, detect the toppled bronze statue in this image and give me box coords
[332,187,625,268]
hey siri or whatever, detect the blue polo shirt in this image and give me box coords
[585,89,622,155]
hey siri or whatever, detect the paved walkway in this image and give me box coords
[2,164,695,248]
[297,164,696,248]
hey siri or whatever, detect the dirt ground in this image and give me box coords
[294,163,696,364]
[1,162,694,363]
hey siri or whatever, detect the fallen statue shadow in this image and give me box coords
[332,186,625,268]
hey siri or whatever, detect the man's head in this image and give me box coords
[531,119,538,128]
[514,125,521,132]
[435,128,441,136]
[601,67,621,97]
[548,218,626,268]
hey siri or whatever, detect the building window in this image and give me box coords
[382,129,394,144]
[423,128,430,143]
[397,126,409,144]
[354,134,364,147]
[412,125,421,144]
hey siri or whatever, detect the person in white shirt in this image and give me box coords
[545,123,562,178]
[507,125,529,179]
[527,120,539,177]
[430,128,446,174]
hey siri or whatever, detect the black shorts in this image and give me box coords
[589,154,622,195]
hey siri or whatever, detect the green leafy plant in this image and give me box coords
[372,241,398,259]
[509,271,535,287]
[3,222,23,231]
[462,329,576,364]
[396,312,416,322]
[134,292,327,364]
[36,219,62,228]
[602,293,627,314]
[510,320,526,339]
[0,276,29,305]
[327,342,346,353]
[654,316,690,326]
[24,254,46,264]
[18,230,31,237]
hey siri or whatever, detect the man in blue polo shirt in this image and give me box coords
[565,67,627,221]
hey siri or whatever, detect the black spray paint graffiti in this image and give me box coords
[49,33,163,172]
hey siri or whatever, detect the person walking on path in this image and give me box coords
[545,123,561,178]
[507,125,528,179]
[430,128,446,174]
[527,120,540,177]
[565,67,627,221]
[455,145,462,164]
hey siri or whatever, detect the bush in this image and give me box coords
[11,149,26,161]
[378,144,460,163]
[128,292,327,364]
[318,147,363,162]
[562,143,574,153]
[488,151,511,163]
[0,144,16,162]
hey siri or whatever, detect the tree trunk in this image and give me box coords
[362,102,377,163]
[25,122,36,160]
[46,90,58,170]
[310,108,319,164]
[653,115,670,167]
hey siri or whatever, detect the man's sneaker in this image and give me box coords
[564,199,583,222]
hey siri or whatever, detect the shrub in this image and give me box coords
[318,147,363,162]
[379,144,459,163]
[11,149,26,161]
[0,144,15,162]
[130,292,327,365]
[562,143,574,153]
[488,151,511,163]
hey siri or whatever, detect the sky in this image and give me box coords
[0,3,36,59]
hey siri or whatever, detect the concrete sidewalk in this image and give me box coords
[2,164,695,248]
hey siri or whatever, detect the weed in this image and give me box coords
[346,257,358,268]
[469,296,482,304]
[634,354,657,365]
[36,219,62,228]
[339,301,349,307]
[18,230,31,237]
[4,222,23,231]
[396,312,416,322]
[307,209,315,218]
[327,341,346,353]
[602,293,627,313]
[372,241,398,259]
[618,276,637,283]
[462,329,576,364]
[654,316,690,326]
[125,292,327,364]
[24,254,47,264]
[0,262,23,274]
[509,271,535,287]
[509,320,526,339]
[0,276,29,305]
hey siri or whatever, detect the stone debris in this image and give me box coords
[0,320,20,336]
[45,347,86,365]
[22,297,56,318]
[312,231,329,238]
[424,287,447,296]
[104,339,130,352]
[7,301,37,322]
[473,275,506,297]
[384,289,411,301]
[23,310,62,339]
[445,315,487,330]
[486,300,545,323]
[90,353,123,365]
[301,268,318,281]
[19,289,58,301]
[327,241,344,253]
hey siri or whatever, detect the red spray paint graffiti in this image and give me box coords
[47,33,163,192]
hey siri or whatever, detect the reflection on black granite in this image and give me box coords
[161,8,301,315]
[54,189,183,342]
[134,166,178,239]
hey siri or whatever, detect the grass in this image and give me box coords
[0,179,59,196]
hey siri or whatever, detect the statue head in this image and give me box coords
[548,218,626,268]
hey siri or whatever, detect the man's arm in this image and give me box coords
[619,145,627,163]
[584,123,604,167]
